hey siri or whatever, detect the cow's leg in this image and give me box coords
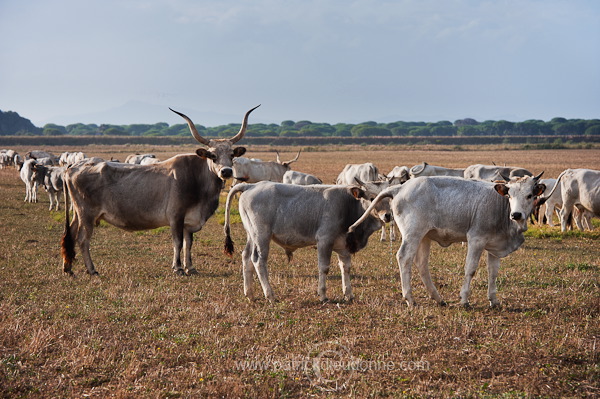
[560,198,576,232]
[170,219,185,276]
[390,223,396,241]
[573,205,585,231]
[545,203,555,226]
[336,251,354,302]
[316,243,334,302]
[183,229,197,275]
[250,238,274,301]
[486,251,501,307]
[396,237,421,307]
[414,238,445,305]
[459,240,485,307]
[78,217,98,276]
[380,226,387,241]
[32,182,37,203]
[241,239,256,300]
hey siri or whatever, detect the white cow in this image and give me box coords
[409,162,465,178]
[19,159,40,203]
[349,173,546,307]
[542,169,600,232]
[336,163,381,185]
[223,182,383,302]
[232,151,300,184]
[283,170,322,185]
[140,157,161,165]
[387,166,410,185]
[464,164,532,181]
[125,154,156,164]
[59,152,87,166]
[32,164,66,211]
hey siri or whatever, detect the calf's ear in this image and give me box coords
[233,147,246,157]
[196,149,217,160]
[494,183,509,197]
[533,183,546,197]
[349,187,365,199]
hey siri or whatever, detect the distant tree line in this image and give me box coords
[1,109,599,137]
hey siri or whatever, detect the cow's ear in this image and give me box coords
[533,183,546,197]
[233,147,246,157]
[494,183,509,197]
[349,187,365,199]
[196,149,217,160]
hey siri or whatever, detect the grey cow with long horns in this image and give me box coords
[348,172,546,308]
[60,105,260,276]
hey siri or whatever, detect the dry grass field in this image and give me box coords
[0,144,598,398]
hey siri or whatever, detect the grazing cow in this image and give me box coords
[223,181,383,302]
[19,159,40,203]
[541,169,600,232]
[34,157,56,166]
[409,162,465,178]
[60,105,260,276]
[336,163,381,185]
[140,156,161,165]
[387,166,411,185]
[464,164,532,181]
[26,150,58,164]
[59,152,87,166]
[348,173,546,307]
[32,164,66,211]
[282,170,322,185]
[0,152,8,169]
[232,151,301,184]
[125,153,156,164]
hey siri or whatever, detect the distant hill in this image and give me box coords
[0,110,41,135]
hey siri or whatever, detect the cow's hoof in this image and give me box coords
[173,269,186,276]
[185,268,199,276]
[438,300,448,307]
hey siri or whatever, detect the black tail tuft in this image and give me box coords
[224,227,234,256]
[61,224,76,267]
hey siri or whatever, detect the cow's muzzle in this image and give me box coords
[511,212,523,221]
[220,167,233,179]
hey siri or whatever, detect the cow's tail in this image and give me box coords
[223,183,251,256]
[60,175,76,274]
[346,185,398,254]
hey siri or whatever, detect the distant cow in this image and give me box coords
[336,163,381,185]
[283,170,322,185]
[59,152,86,166]
[20,159,41,203]
[409,162,465,178]
[223,182,383,302]
[464,164,532,181]
[387,166,410,185]
[60,105,260,276]
[125,154,156,164]
[140,157,161,165]
[348,173,546,307]
[32,164,66,211]
[541,169,600,232]
[26,151,58,164]
[232,151,301,184]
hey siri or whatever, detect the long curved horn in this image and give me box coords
[169,108,210,146]
[288,150,301,164]
[533,171,544,181]
[230,104,261,144]
[275,150,281,164]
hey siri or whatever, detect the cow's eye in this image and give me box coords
[527,194,533,199]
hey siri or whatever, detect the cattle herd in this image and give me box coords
[2,107,599,308]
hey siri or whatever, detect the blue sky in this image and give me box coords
[1,0,599,127]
